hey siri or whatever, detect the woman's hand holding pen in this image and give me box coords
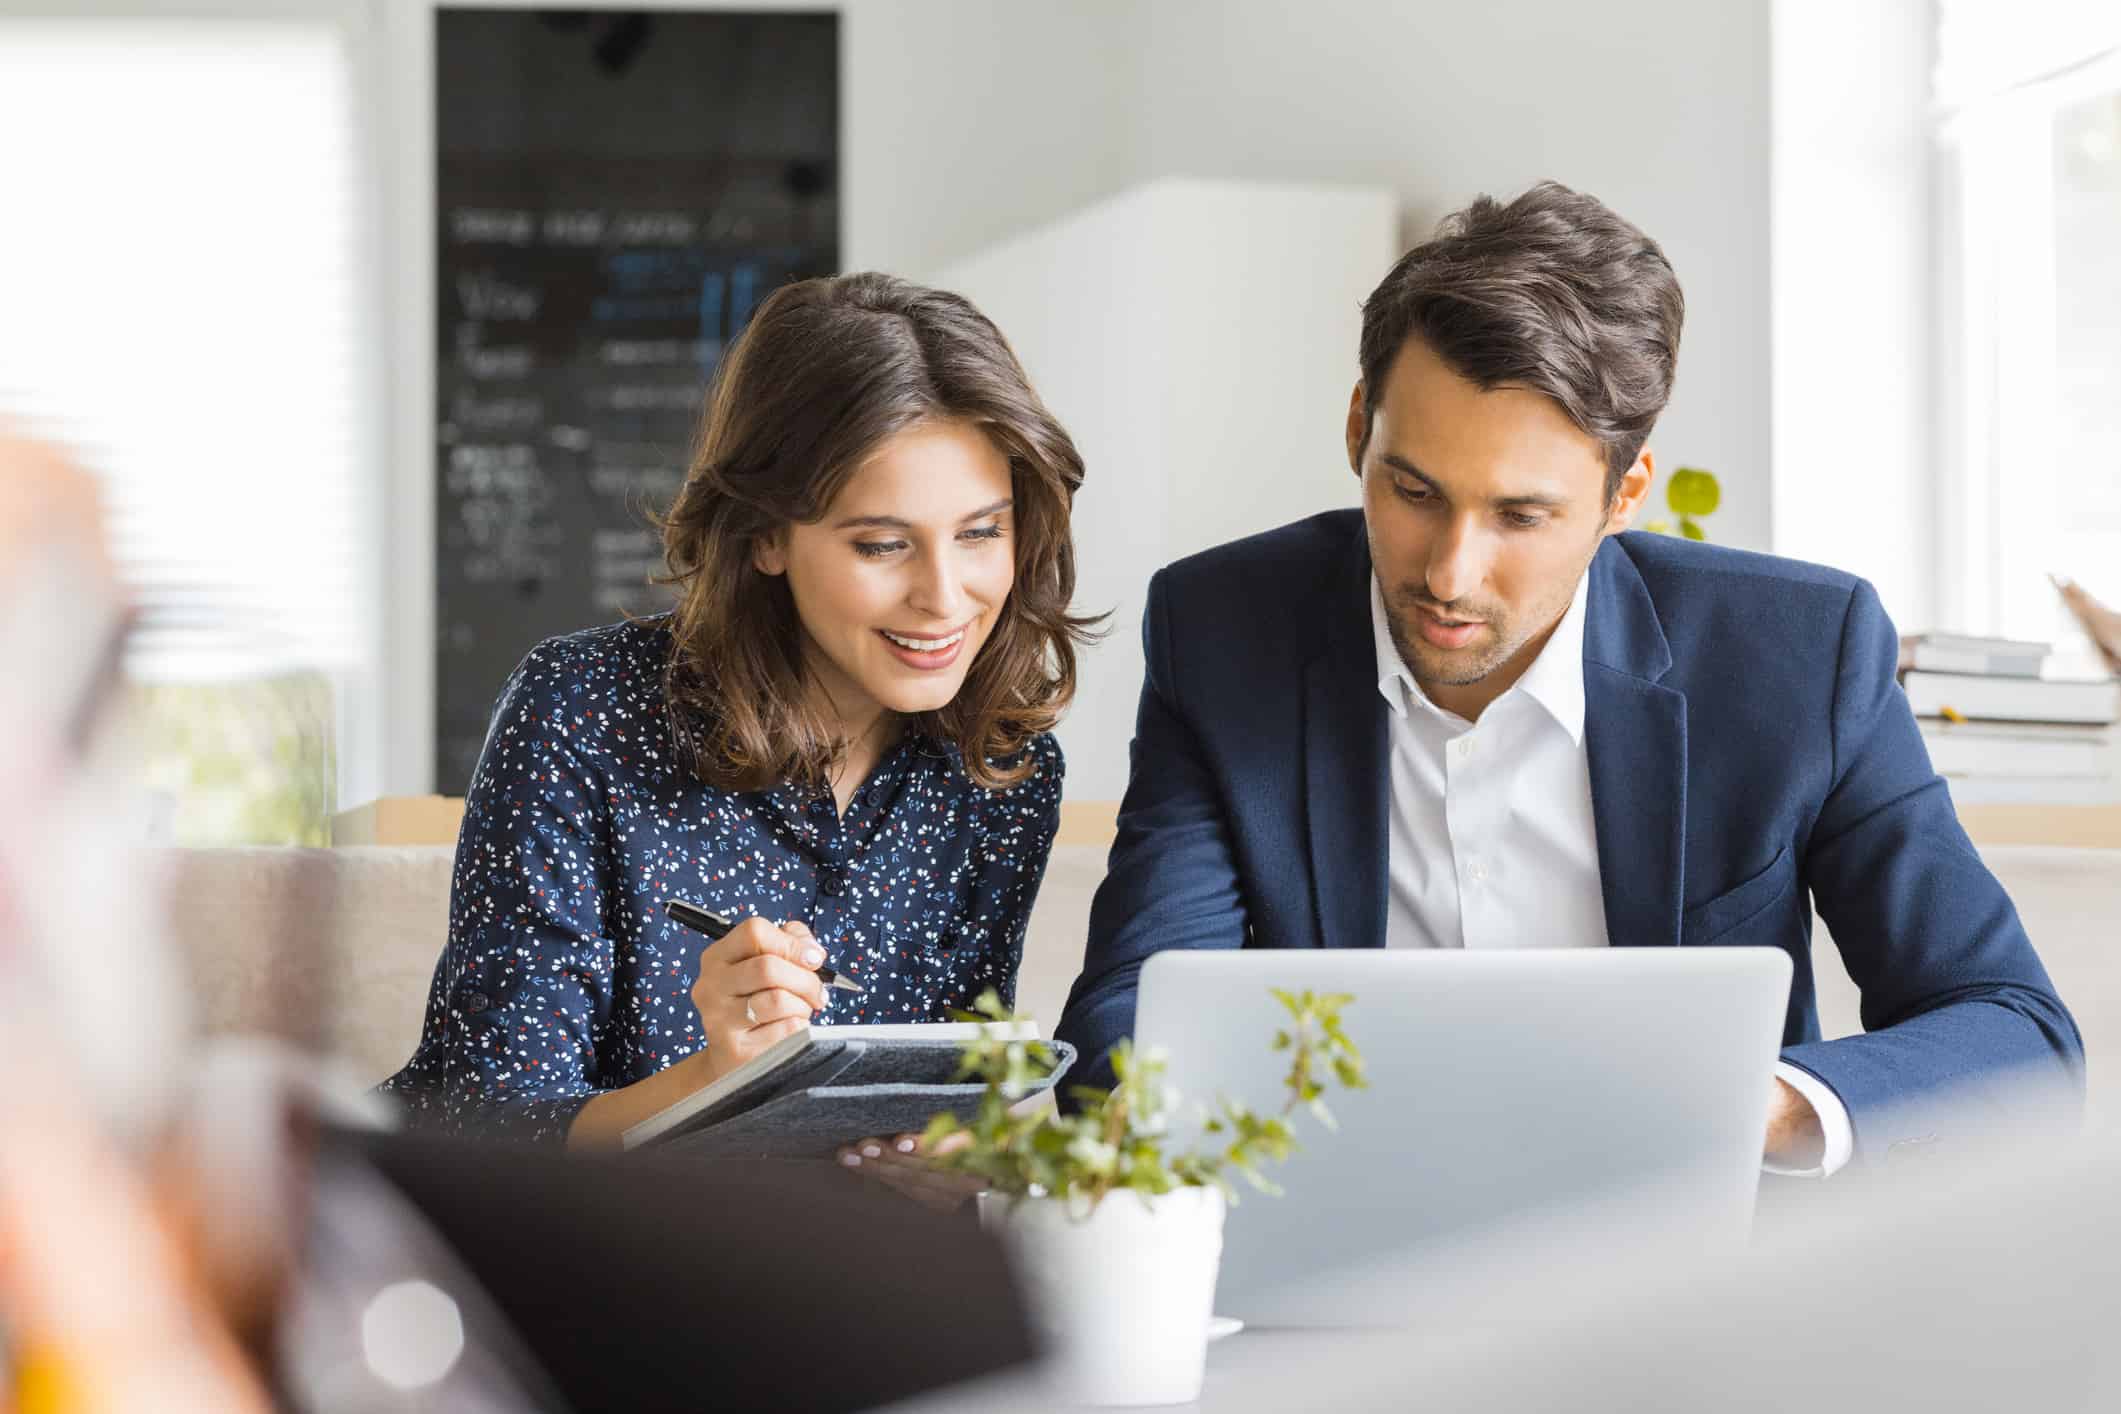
[689,917,830,1083]
[570,915,830,1148]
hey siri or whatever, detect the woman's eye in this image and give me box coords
[853,540,906,559]
[960,524,1006,543]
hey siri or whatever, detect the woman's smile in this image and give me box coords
[878,622,973,670]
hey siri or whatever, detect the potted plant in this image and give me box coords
[923,989,1366,1407]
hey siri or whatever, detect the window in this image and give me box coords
[2050,93,2121,648]
[0,14,381,841]
[1934,1,2121,668]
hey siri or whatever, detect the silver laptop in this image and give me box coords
[1137,947,1793,1327]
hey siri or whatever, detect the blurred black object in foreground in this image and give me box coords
[331,1127,1034,1413]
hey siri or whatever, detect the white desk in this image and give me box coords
[888,1120,2121,1414]
[886,1328,1404,1413]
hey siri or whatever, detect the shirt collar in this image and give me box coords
[1516,572,1589,745]
[1369,570,1590,744]
[1369,574,1420,722]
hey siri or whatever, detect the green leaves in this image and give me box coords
[1666,467,1720,516]
[1649,466,1721,543]
[1269,988,1363,1135]
[924,986,1368,1215]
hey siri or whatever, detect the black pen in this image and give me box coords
[664,898,867,996]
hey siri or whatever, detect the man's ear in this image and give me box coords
[1345,383,1367,477]
[1603,447,1655,535]
[752,529,789,577]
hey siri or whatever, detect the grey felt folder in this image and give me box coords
[619,1025,1077,1159]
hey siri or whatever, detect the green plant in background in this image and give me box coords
[1642,465,1721,541]
[923,987,1367,1211]
[130,670,335,845]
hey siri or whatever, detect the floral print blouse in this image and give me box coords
[380,617,1064,1143]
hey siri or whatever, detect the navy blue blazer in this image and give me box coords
[1055,510,2082,1163]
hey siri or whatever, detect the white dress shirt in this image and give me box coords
[1369,572,1853,1177]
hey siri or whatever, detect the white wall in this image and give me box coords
[1770,0,1936,631]
[937,178,1397,798]
[843,0,1133,274]
[1127,0,1778,555]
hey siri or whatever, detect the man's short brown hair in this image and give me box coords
[1358,181,1685,503]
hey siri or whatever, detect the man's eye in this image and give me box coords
[1392,481,1433,505]
[1503,512,1545,529]
[853,540,906,559]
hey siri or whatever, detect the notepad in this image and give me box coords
[619,1020,1071,1158]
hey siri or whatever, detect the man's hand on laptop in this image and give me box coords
[1763,1078,1826,1169]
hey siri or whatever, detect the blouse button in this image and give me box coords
[463,991,490,1014]
[819,868,847,898]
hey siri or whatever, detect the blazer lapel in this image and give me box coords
[1582,538,1689,948]
[1304,531,1389,950]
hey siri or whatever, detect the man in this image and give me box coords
[1054,183,2080,1173]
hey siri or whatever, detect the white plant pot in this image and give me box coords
[978,1185,1227,1407]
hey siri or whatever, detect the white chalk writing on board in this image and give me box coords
[455,326,535,379]
[603,384,702,412]
[609,212,695,244]
[449,208,534,245]
[456,272,543,321]
[448,392,542,431]
[598,339,712,367]
[542,210,604,245]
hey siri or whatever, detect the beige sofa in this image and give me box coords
[168,843,2115,1093]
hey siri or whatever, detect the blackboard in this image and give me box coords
[435,8,839,793]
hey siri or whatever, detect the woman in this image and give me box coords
[383,273,1097,1165]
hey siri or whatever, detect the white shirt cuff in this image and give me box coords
[1764,1061,1855,1178]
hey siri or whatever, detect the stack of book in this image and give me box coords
[1901,633,2121,804]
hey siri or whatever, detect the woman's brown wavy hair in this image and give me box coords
[656,272,1101,794]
